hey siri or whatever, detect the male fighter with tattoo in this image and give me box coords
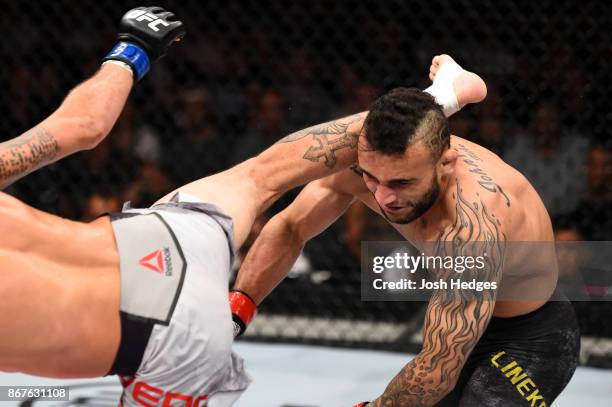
[0,3,488,402]
[0,43,483,406]
[231,56,580,406]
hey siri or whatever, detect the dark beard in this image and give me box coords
[380,174,440,225]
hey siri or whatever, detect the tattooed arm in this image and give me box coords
[370,182,507,407]
[0,63,133,189]
[248,112,366,202]
[0,128,59,189]
[248,69,483,206]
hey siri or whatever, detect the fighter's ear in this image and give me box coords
[438,147,458,176]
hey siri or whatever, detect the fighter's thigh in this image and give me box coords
[120,260,235,405]
[154,161,260,248]
[120,378,210,407]
[119,299,234,406]
[459,348,578,407]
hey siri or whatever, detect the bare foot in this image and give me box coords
[429,54,487,106]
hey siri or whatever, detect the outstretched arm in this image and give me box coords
[0,64,133,189]
[250,111,367,204]
[235,171,357,304]
[161,113,366,248]
[160,55,486,248]
[250,54,486,208]
[227,171,356,336]
[0,6,185,189]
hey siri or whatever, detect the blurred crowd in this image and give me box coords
[6,53,611,226]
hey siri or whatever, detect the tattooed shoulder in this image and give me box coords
[455,142,511,207]
[440,179,507,244]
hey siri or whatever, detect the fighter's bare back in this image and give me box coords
[0,191,120,377]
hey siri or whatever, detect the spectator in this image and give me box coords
[470,83,514,156]
[504,102,589,216]
[553,217,588,300]
[122,162,173,208]
[568,144,612,240]
[164,88,230,184]
[111,102,162,165]
[231,90,289,164]
[82,191,121,221]
[281,49,335,130]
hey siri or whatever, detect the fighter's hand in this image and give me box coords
[116,6,185,61]
[229,290,257,337]
[354,402,370,406]
[426,54,487,116]
[104,6,185,81]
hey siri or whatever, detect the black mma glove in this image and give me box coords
[103,6,185,81]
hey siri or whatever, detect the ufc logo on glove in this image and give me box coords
[124,9,169,31]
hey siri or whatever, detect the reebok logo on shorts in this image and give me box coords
[139,248,173,276]
[139,249,165,273]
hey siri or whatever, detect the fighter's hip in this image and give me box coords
[0,251,121,377]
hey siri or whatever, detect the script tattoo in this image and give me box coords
[456,143,510,207]
[276,112,366,169]
[0,128,59,188]
[371,181,506,407]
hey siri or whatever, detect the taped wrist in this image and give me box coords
[103,42,150,82]
[229,290,257,337]
[424,62,463,117]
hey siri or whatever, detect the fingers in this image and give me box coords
[429,54,456,82]
[147,6,166,14]
[429,55,442,80]
[430,61,439,82]
[156,11,176,21]
[159,10,185,40]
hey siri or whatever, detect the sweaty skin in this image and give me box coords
[234,135,557,406]
[0,55,484,379]
[0,53,377,376]
[0,113,362,377]
[235,136,555,310]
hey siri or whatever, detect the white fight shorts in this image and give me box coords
[108,192,250,407]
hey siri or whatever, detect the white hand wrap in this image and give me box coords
[424,62,464,117]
